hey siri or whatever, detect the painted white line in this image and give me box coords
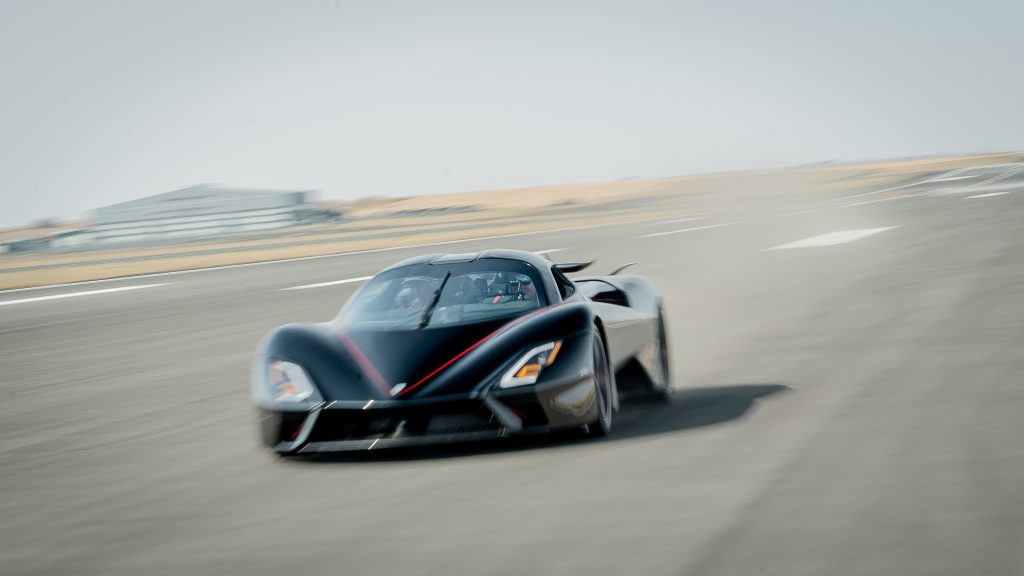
[280,276,373,291]
[964,191,1009,199]
[840,194,916,208]
[839,176,943,200]
[0,218,658,295]
[841,199,881,208]
[636,222,741,238]
[655,217,703,225]
[772,208,825,218]
[952,164,1024,195]
[0,283,169,307]
[929,175,980,182]
[836,163,1022,201]
[767,227,897,250]
[534,248,566,255]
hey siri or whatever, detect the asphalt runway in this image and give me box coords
[2,164,1023,575]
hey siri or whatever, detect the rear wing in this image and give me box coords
[554,261,637,275]
[553,261,594,274]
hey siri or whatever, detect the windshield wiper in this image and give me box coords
[418,271,451,328]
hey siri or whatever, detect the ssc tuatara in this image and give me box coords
[252,249,671,454]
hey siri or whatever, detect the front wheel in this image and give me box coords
[588,328,614,436]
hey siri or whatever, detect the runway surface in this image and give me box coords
[2,164,1023,575]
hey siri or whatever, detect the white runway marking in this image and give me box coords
[637,222,741,238]
[772,208,825,218]
[952,164,1024,195]
[767,227,897,250]
[929,175,980,182]
[655,217,703,225]
[840,194,916,208]
[964,191,1009,199]
[280,276,372,291]
[839,176,943,200]
[0,283,168,307]
[836,163,1022,200]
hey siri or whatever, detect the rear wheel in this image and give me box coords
[588,328,614,436]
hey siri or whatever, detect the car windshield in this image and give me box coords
[340,259,546,329]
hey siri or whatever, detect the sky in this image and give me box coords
[1,0,1023,227]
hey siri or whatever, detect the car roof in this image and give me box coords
[381,249,554,274]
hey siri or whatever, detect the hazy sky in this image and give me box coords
[2,0,1022,227]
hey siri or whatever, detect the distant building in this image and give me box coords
[50,229,94,249]
[88,185,314,245]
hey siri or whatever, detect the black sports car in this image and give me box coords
[252,249,671,454]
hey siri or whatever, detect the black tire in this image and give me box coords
[654,308,673,402]
[588,327,614,436]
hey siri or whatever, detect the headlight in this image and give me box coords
[267,360,316,402]
[500,341,562,388]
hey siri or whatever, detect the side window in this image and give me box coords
[551,267,576,299]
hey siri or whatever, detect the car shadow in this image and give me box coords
[610,383,790,441]
[286,383,790,464]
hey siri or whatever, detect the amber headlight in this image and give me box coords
[499,341,562,388]
[267,360,317,402]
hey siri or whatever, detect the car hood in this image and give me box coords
[336,318,510,397]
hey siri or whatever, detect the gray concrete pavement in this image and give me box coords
[1,169,1023,575]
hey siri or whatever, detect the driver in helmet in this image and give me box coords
[503,275,538,303]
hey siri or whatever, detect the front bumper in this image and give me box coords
[258,370,597,453]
